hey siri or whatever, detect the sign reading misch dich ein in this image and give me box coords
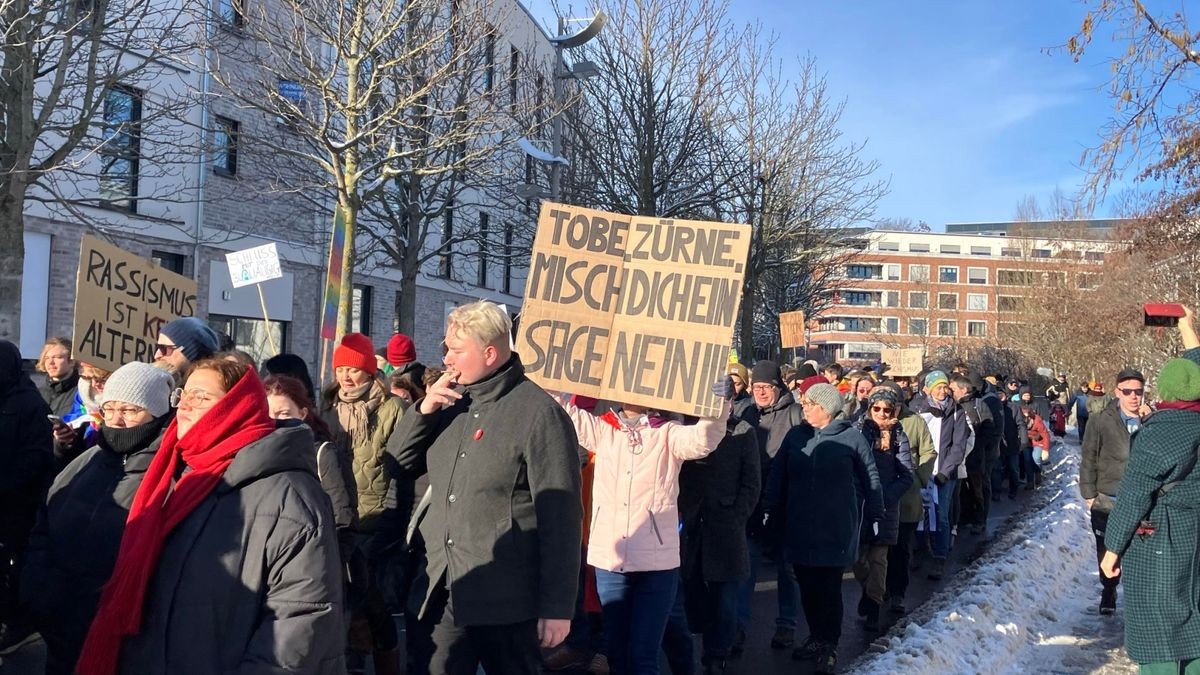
[516,202,750,418]
[73,235,198,372]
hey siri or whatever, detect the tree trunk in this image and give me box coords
[0,185,26,346]
[739,265,759,364]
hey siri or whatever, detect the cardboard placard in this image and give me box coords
[881,347,924,377]
[779,310,806,349]
[516,202,750,418]
[225,243,283,288]
[73,235,199,372]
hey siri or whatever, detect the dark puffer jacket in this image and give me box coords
[854,419,914,545]
[118,424,346,674]
[960,393,998,474]
[38,369,79,417]
[0,340,54,550]
[1079,401,1138,505]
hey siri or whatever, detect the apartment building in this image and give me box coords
[808,224,1116,363]
[18,0,555,368]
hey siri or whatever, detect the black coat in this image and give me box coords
[960,393,999,473]
[38,369,79,417]
[388,355,582,626]
[854,420,914,545]
[765,419,884,568]
[0,340,54,548]
[1079,401,1137,504]
[679,418,760,582]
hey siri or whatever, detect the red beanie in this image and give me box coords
[334,333,377,374]
[386,333,417,367]
[798,375,827,394]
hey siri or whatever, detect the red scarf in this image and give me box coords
[77,367,276,675]
[1156,400,1200,414]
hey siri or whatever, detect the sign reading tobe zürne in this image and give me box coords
[516,202,750,418]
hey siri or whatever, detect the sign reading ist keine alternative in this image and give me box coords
[73,235,199,372]
[516,202,750,418]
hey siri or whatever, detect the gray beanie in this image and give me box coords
[100,362,174,418]
[160,317,219,362]
[806,382,844,418]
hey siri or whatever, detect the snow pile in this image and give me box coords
[852,439,1104,674]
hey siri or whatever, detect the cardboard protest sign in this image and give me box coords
[881,347,924,377]
[516,202,750,418]
[225,243,283,288]
[779,310,806,349]
[73,235,198,372]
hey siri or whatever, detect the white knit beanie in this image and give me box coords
[100,362,174,418]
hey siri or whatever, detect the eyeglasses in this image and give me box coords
[155,344,181,357]
[870,405,895,413]
[799,399,816,407]
[80,374,108,387]
[751,384,776,393]
[1118,387,1145,397]
[101,405,147,421]
[171,387,218,409]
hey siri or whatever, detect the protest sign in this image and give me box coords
[516,202,750,418]
[225,243,283,288]
[779,310,806,349]
[881,347,924,377]
[73,235,198,372]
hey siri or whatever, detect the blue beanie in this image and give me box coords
[160,317,219,362]
[924,370,949,390]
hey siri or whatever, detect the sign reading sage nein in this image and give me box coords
[517,202,750,418]
[74,235,199,372]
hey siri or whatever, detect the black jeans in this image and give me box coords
[887,522,916,601]
[993,452,1021,497]
[1090,509,1120,591]
[793,565,844,645]
[425,586,542,675]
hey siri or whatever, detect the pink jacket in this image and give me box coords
[562,402,727,573]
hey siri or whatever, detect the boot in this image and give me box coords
[1100,586,1117,615]
[863,598,881,633]
[702,657,728,675]
[372,648,401,675]
[857,591,870,617]
[770,626,794,649]
[731,627,746,656]
[792,637,823,661]
[927,557,946,581]
[813,643,838,674]
[889,594,906,615]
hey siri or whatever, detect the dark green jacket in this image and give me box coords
[320,383,408,532]
[1079,401,1136,504]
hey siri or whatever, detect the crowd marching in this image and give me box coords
[1,301,1199,674]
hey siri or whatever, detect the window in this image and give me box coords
[1085,251,1105,262]
[213,116,238,176]
[845,264,880,280]
[1000,247,1021,257]
[484,30,495,95]
[938,293,958,310]
[967,267,987,285]
[909,318,928,336]
[842,291,874,306]
[1032,248,1052,258]
[841,317,881,332]
[439,207,454,279]
[909,243,930,253]
[1045,271,1067,286]
[877,241,900,252]
[152,251,186,275]
[938,319,958,336]
[967,320,987,338]
[99,86,142,211]
[970,245,992,256]
[885,264,900,280]
[885,317,899,334]
[502,221,514,294]
[352,285,372,336]
[207,315,288,366]
[939,266,958,283]
[998,269,1035,286]
[217,0,244,26]
[998,296,1023,312]
[1079,273,1100,290]
[967,293,988,311]
[509,46,519,112]
[940,244,961,255]
[477,212,490,288]
[909,264,929,282]
[908,291,928,309]
[885,290,900,308]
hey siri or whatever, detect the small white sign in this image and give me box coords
[226,243,283,288]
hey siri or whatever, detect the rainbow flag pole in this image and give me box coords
[320,206,348,341]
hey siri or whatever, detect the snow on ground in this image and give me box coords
[851,435,1136,674]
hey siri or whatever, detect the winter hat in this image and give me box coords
[924,370,949,391]
[261,354,316,403]
[333,333,377,374]
[1018,385,1032,398]
[794,362,818,380]
[1114,368,1146,385]
[727,362,749,383]
[387,333,417,367]
[798,375,826,394]
[751,360,784,390]
[867,387,901,410]
[1156,358,1200,402]
[100,362,174,418]
[160,317,219,362]
[805,383,844,418]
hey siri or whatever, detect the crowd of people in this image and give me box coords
[0,301,1198,674]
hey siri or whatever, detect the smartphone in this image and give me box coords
[46,414,67,428]
[1144,303,1185,327]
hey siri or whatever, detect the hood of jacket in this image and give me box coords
[217,421,318,492]
[816,418,854,437]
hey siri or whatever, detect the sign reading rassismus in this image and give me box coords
[74,235,199,372]
[516,202,750,418]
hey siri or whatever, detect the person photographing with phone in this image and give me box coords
[387,301,582,675]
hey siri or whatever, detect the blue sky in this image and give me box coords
[524,2,1127,229]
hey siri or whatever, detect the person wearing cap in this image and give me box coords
[20,362,174,674]
[727,362,750,412]
[317,332,409,674]
[1101,306,1200,670]
[155,317,220,379]
[765,382,883,673]
[1079,366,1150,616]
[909,370,971,581]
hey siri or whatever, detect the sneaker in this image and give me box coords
[792,637,823,661]
[1100,587,1117,616]
[543,645,591,671]
[770,626,795,649]
[927,557,946,581]
[586,653,610,675]
[731,627,746,657]
[0,624,40,656]
[889,595,906,615]
[814,643,838,674]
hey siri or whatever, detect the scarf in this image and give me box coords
[335,379,384,450]
[77,367,276,675]
[98,414,170,456]
[1156,400,1200,414]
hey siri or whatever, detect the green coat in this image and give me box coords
[897,404,936,523]
[320,385,408,532]
[1106,348,1200,664]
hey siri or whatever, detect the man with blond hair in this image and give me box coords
[389,301,582,674]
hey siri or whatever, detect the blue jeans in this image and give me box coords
[661,573,694,675]
[700,580,740,659]
[933,478,958,559]
[736,537,798,630]
[595,568,679,675]
[1021,446,1042,482]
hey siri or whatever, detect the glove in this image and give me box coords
[711,375,735,401]
[933,473,948,487]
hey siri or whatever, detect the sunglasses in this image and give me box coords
[155,344,180,356]
[1117,387,1145,397]
[870,405,894,413]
